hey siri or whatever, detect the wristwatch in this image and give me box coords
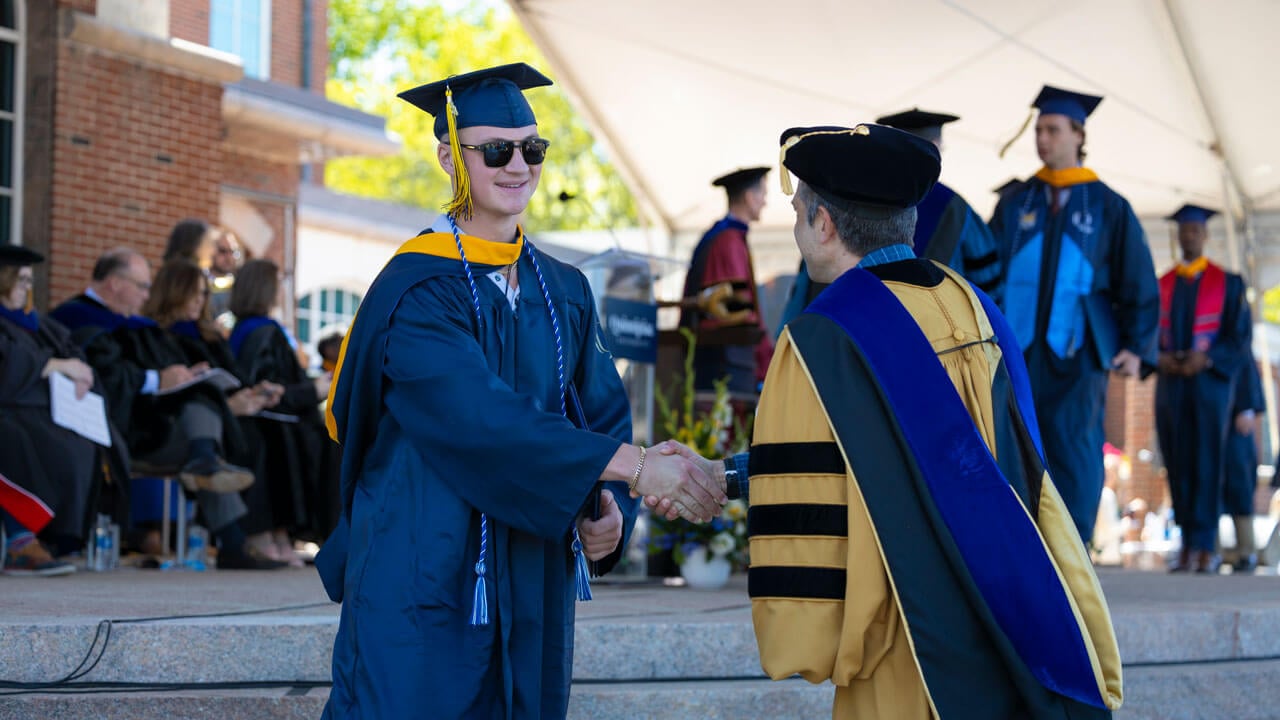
[723,461,739,499]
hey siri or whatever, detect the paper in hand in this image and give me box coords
[49,372,112,447]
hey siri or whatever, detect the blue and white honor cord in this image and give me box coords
[448,218,592,627]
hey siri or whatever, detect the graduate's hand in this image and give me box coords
[578,489,623,561]
[1181,351,1212,376]
[254,381,285,407]
[1235,410,1257,436]
[1156,352,1183,376]
[632,447,724,523]
[646,441,723,522]
[1110,349,1141,377]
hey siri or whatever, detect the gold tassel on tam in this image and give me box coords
[443,85,473,220]
[998,109,1036,159]
[778,137,799,195]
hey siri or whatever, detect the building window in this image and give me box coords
[0,0,23,246]
[296,287,361,347]
[210,0,271,81]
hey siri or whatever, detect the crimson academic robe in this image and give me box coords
[320,228,636,719]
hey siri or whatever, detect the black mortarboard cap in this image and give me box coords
[712,166,771,196]
[0,244,44,267]
[1167,204,1218,225]
[778,124,941,217]
[398,62,553,139]
[875,108,959,143]
[1033,85,1103,125]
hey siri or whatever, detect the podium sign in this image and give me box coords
[603,297,657,363]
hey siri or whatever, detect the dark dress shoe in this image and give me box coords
[216,549,288,570]
[179,456,255,494]
[1168,548,1192,573]
[1232,554,1259,573]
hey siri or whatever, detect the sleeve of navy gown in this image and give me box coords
[1108,196,1160,369]
[382,278,625,541]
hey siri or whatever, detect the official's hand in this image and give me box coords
[44,357,95,399]
[646,441,725,522]
[577,489,623,561]
[1110,349,1141,377]
[1235,410,1257,436]
[158,364,196,391]
[631,447,724,522]
[226,387,268,416]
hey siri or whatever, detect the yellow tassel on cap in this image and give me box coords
[998,108,1036,159]
[778,136,801,195]
[443,85,474,220]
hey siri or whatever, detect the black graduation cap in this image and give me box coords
[398,62,553,140]
[1033,85,1103,125]
[712,167,771,197]
[1167,204,1218,225]
[875,108,959,143]
[778,124,940,218]
[0,244,44,267]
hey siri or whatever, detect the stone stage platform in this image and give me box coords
[1,566,1278,719]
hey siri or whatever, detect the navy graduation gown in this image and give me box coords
[322,230,636,720]
[991,171,1159,542]
[1154,267,1250,550]
[1224,357,1265,516]
[912,181,1003,302]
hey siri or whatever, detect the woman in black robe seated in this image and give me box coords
[0,246,127,574]
[137,260,287,570]
[229,259,339,564]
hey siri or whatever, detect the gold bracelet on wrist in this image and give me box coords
[629,446,647,493]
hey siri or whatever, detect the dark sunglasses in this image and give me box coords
[458,138,551,168]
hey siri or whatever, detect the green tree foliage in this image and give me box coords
[326,0,639,231]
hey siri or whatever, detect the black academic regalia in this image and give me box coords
[0,313,130,541]
[1154,269,1251,551]
[1224,358,1265,516]
[231,318,340,540]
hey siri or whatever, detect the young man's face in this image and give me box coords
[1177,222,1208,260]
[1034,114,1083,169]
[449,124,544,219]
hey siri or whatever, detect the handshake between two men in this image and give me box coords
[576,440,729,562]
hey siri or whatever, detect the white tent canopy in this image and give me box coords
[510,0,1280,236]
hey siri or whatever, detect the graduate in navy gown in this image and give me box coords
[1154,204,1251,572]
[318,63,724,720]
[1225,356,1265,572]
[990,85,1159,543]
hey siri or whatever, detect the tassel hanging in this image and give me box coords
[998,109,1036,159]
[469,514,490,626]
[572,527,592,602]
[778,140,796,196]
[443,85,474,221]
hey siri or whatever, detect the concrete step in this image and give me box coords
[4,661,1279,720]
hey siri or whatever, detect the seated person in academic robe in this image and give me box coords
[0,245,116,575]
[50,249,281,570]
[654,124,1123,718]
[228,258,338,564]
[143,259,290,570]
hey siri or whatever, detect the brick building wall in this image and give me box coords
[169,0,208,43]
[48,38,222,304]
